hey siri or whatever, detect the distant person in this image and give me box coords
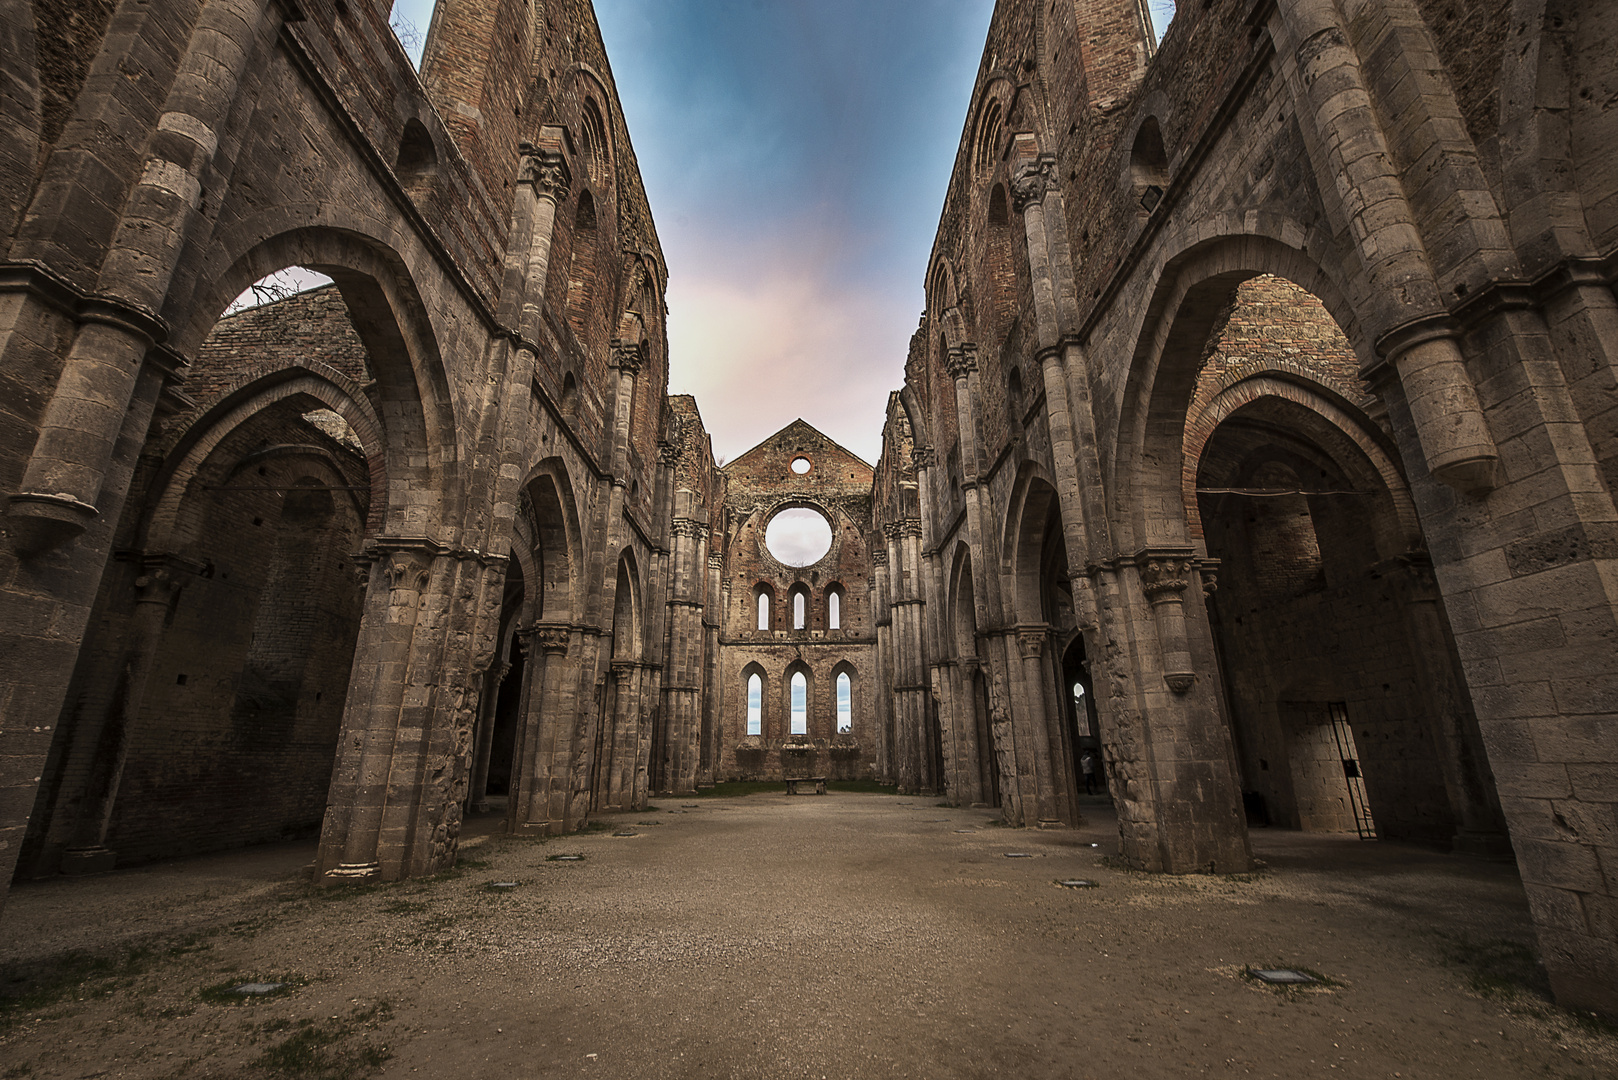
[1080,750,1098,795]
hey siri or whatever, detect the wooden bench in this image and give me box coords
[784,777,827,795]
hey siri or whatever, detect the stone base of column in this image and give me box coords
[60,846,118,875]
[1036,818,1065,830]
[322,861,379,882]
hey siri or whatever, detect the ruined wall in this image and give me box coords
[717,421,876,782]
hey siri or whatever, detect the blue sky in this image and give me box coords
[385,2,1175,463]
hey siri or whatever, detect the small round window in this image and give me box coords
[765,507,832,567]
[790,456,811,475]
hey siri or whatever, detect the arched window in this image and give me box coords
[836,672,852,734]
[793,590,806,629]
[757,591,771,630]
[827,589,841,630]
[790,671,807,735]
[747,673,763,736]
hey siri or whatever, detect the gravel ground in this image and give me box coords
[2,793,1614,1079]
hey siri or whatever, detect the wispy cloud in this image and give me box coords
[597,0,994,462]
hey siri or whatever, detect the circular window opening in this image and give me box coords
[765,507,832,567]
[790,456,811,475]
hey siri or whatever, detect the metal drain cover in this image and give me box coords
[1056,879,1099,889]
[613,829,638,837]
[1251,969,1317,985]
[229,983,286,996]
[488,881,518,889]
[1003,852,1034,858]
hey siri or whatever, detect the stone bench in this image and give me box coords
[784,777,827,795]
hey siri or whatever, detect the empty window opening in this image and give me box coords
[756,590,771,630]
[827,589,842,629]
[566,191,599,336]
[225,266,333,315]
[792,589,807,630]
[747,673,762,736]
[1130,117,1170,212]
[836,672,852,734]
[394,118,436,191]
[790,456,811,475]
[790,671,808,735]
[974,97,1003,170]
[765,507,832,567]
[561,371,579,421]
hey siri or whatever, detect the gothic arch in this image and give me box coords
[171,225,460,535]
[1110,231,1369,553]
[143,367,384,548]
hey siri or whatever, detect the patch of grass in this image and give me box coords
[197,974,310,1006]
[1435,933,1552,1003]
[0,943,164,1031]
[251,1000,393,1080]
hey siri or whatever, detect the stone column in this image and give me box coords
[605,659,641,810]
[59,556,184,873]
[871,548,894,782]
[1014,627,1062,826]
[1140,555,1197,695]
[467,658,510,814]
[9,0,273,553]
[320,545,439,880]
[1273,0,1497,494]
[512,624,571,832]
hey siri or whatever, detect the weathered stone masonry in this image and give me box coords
[2,0,1616,1024]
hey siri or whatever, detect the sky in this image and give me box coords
[375,2,1176,464]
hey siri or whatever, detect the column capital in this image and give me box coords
[1138,550,1194,604]
[944,343,979,380]
[911,445,937,470]
[518,623,572,655]
[1016,626,1048,659]
[611,338,644,374]
[1011,155,1056,213]
[517,143,572,202]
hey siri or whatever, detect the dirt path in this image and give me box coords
[2,794,1613,1079]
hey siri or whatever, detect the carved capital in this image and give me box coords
[944,343,979,381]
[708,553,724,570]
[529,625,571,655]
[1165,673,1197,694]
[657,440,680,466]
[517,144,571,201]
[1016,628,1047,659]
[882,522,903,542]
[870,549,888,567]
[910,445,936,470]
[132,556,183,605]
[611,338,643,374]
[1139,555,1193,604]
[671,516,705,539]
[1011,156,1056,212]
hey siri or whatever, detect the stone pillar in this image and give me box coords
[871,548,894,783]
[320,545,439,880]
[9,0,273,553]
[1140,555,1197,695]
[1273,0,1497,494]
[511,624,571,832]
[605,659,641,810]
[467,658,511,813]
[1014,628,1062,826]
[59,556,184,873]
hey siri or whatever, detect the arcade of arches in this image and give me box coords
[0,0,1615,1018]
